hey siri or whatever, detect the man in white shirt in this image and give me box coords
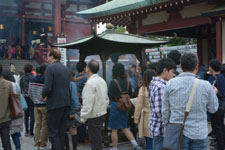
[81,59,109,150]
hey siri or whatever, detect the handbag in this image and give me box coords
[9,83,24,119]
[162,78,199,150]
[213,75,225,115]
[20,93,28,110]
[114,79,132,111]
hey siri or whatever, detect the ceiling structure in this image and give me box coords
[75,0,199,26]
[75,0,224,28]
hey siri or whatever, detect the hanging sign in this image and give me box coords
[57,38,67,66]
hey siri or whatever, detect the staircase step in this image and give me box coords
[0,59,40,73]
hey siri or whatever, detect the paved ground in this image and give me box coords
[5,123,213,150]
[10,135,134,150]
[10,133,212,150]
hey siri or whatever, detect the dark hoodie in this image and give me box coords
[20,73,33,97]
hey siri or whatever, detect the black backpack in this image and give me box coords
[20,74,33,97]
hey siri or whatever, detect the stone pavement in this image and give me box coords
[10,134,134,150]
[9,133,212,150]
[5,123,213,150]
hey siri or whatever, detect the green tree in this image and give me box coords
[114,26,126,33]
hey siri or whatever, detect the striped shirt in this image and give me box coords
[148,77,167,137]
[162,72,218,139]
[28,75,46,106]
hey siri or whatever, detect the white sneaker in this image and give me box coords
[34,146,39,150]
[134,146,142,150]
[39,146,48,150]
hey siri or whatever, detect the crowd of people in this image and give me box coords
[0,47,224,150]
[0,44,35,60]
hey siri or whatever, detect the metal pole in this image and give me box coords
[102,51,106,80]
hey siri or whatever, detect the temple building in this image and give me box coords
[0,0,104,53]
[77,0,225,65]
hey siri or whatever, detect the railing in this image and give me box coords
[34,48,48,64]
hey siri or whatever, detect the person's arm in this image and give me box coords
[207,82,219,113]
[153,87,163,119]
[70,82,80,115]
[80,83,95,122]
[134,87,145,124]
[108,80,115,102]
[19,76,23,90]
[28,82,32,99]
[162,85,170,126]
[42,66,53,98]
[208,75,214,85]
[128,79,133,97]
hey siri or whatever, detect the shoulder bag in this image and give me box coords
[20,93,28,110]
[9,83,24,119]
[162,78,199,150]
[114,79,132,111]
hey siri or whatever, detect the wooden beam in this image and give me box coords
[118,18,131,26]
[216,21,222,62]
[197,38,203,65]
[111,17,124,26]
[23,0,54,3]
[64,11,76,16]
[63,18,90,24]
[53,0,61,36]
[24,8,52,14]
[24,14,52,20]
[137,17,212,34]
[0,14,21,18]
[21,17,26,46]
[0,6,19,10]
[0,13,54,21]
[66,1,93,7]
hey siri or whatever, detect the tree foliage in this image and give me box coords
[114,26,126,33]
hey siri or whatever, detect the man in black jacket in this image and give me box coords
[41,48,70,150]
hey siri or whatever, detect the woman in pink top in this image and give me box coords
[11,46,16,59]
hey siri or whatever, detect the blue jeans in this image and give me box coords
[145,137,153,150]
[11,132,21,150]
[152,136,163,150]
[182,135,208,150]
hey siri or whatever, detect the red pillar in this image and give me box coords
[216,21,222,62]
[21,15,25,46]
[197,38,202,65]
[53,0,61,37]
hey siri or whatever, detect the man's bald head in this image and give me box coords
[87,59,99,74]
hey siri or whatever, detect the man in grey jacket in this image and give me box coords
[41,48,70,150]
[81,59,109,150]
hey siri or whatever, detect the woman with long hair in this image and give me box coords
[2,69,23,150]
[108,63,141,150]
[134,69,156,150]
[65,70,81,150]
